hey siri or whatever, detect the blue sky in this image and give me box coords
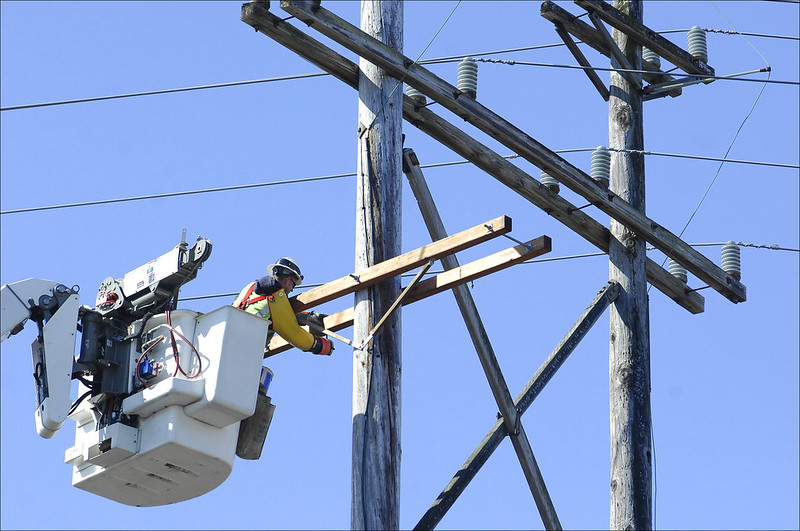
[1,1,798,529]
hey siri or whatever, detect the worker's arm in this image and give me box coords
[268,290,333,355]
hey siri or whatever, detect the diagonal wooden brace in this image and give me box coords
[357,259,433,350]
[586,9,641,88]
[415,282,620,530]
[553,21,610,101]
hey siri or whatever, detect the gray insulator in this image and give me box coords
[457,57,478,99]
[721,241,741,280]
[687,26,708,63]
[591,146,610,188]
[406,85,426,105]
[643,48,661,70]
[668,259,688,283]
[540,170,559,193]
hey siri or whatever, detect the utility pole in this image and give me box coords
[607,1,652,529]
[352,1,403,529]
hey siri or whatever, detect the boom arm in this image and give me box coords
[1,235,213,439]
[1,279,81,438]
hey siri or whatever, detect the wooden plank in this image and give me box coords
[265,236,552,356]
[553,22,610,101]
[288,215,512,312]
[278,0,745,305]
[240,2,705,314]
[540,0,681,97]
[574,0,715,78]
[404,236,551,305]
[415,282,620,530]
[404,149,561,529]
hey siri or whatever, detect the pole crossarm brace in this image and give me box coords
[265,236,552,356]
[553,21,610,101]
[573,0,715,78]
[358,259,433,350]
[276,0,746,305]
[288,215,512,313]
[404,148,560,529]
[240,0,706,314]
[540,0,682,99]
[587,10,641,88]
[415,282,621,530]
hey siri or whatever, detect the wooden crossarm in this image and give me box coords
[265,236,551,356]
[287,215,511,312]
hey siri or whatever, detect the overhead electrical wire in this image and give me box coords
[177,241,799,303]
[674,2,773,243]
[3,148,795,216]
[472,57,793,86]
[0,72,328,112]
[2,25,796,112]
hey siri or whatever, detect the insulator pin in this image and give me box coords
[540,170,559,193]
[687,26,708,63]
[457,57,478,99]
[721,241,741,280]
[406,85,426,105]
[668,259,688,283]
[591,146,610,189]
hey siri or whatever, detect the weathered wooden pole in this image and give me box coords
[352,1,403,529]
[607,1,652,529]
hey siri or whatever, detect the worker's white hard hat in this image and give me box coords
[269,257,303,286]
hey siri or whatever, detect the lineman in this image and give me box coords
[233,257,333,355]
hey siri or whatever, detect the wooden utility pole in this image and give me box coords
[607,1,652,529]
[352,1,403,529]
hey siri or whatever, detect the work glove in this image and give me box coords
[297,311,327,334]
[310,336,334,356]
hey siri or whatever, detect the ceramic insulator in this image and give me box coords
[721,241,741,280]
[457,57,478,99]
[540,170,559,193]
[688,26,708,63]
[668,258,688,283]
[591,146,610,188]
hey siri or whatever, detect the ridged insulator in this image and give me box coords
[721,241,741,280]
[406,85,427,105]
[457,57,478,99]
[591,146,610,188]
[643,48,661,69]
[687,26,708,63]
[668,258,688,283]
[540,170,559,193]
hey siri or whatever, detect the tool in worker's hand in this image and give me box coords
[321,328,354,347]
[298,310,354,347]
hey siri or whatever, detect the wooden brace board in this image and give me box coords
[265,236,552,356]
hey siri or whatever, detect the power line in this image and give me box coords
[474,57,796,87]
[607,149,798,169]
[0,171,355,215]
[2,149,795,216]
[0,72,328,112]
[177,241,799,303]
[3,25,796,112]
